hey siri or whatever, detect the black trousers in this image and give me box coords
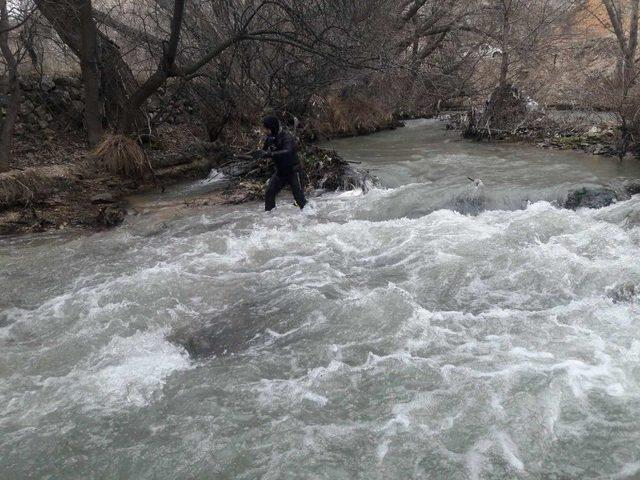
[265,166,307,211]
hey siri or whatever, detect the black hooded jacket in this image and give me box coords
[262,117,299,173]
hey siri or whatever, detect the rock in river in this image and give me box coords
[564,187,619,210]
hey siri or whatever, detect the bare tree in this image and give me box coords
[79,0,103,146]
[34,0,389,138]
[0,0,22,172]
[589,0,640,155]
[36,0,145,132]
[601,0,639,95]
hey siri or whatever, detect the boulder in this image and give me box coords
[624,180,640,196]
[607,282,636,303]
[564,187,618,210]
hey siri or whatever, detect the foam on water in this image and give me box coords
[75,328,191,409]
[2,120,640,478]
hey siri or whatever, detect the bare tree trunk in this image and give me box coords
[601,0,640,157]
[118,0,186,132]
[499,0,511,89]
[499,50,509,88]
[624,0,639,96]
[602,0,640,96]
[0,0,21,172]
[78,0,104,146]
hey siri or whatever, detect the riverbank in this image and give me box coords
[0,140,228,236]
[443,109,629,159]
[0,128,379,236]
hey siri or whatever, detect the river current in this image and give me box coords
[2,119,640,479]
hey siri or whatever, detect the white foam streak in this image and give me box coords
[77,329,191,409]
[494,429,525,473]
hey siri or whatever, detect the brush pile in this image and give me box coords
[219,144,377,204]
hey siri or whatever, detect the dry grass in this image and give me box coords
[309,93,396,138]
[0,165,76,210]
[93,134,152,180]
[0,171,38,208]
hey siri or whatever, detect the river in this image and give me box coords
[2,119,640,479]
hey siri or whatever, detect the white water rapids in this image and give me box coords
[2,119,640,479]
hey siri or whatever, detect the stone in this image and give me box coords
[91,193,116,204]
[97,205,125,227]
[586,126,602,137]
[53,76,80,88]
[35,105,48,118]
[607,282,636,303]
[40,76,56,92]
[19,81,33,92]
[564,187,619,210]
[624,180,640,196]
[47,89,72,111]
[19,100,34,115]
[71,100,84,113]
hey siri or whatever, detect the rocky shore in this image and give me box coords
[0,142,225,235]
[443,102,627,160]
[0,137,377,236]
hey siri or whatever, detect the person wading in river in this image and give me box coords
[260,116,307,211]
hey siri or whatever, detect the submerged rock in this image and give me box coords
[607,282,636,303]
[624,180,640,197]
[564,187,619,210]
[171,315,267,359]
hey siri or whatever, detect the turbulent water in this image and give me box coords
[2,119,640,479]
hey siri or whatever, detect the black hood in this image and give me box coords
[262,116,280,135]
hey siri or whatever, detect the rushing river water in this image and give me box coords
[2,119,640,479]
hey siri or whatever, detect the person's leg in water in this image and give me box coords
[287,167,307,209]
[265,172,284,211]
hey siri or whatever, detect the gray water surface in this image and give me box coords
[2,119,640,479]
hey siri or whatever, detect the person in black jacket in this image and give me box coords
[261,116,307,211]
